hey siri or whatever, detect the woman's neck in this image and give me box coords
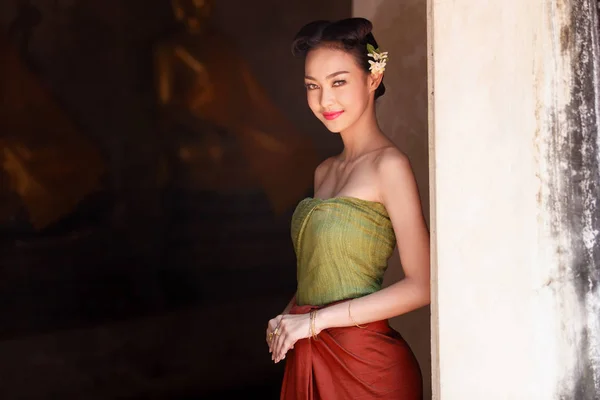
[339,103,385,162]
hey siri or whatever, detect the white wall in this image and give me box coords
[430,0,600,398]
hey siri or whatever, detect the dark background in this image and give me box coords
[0,0,350,398]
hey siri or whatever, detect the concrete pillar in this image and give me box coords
[429,0,600,398]
[353,1,431,398]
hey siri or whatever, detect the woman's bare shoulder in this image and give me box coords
[374,145,411,170]
[372,146,416,201]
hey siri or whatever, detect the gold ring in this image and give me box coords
[273,327,280,336]
[268,332,274,341]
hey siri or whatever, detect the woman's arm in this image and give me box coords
[315,150,430,331]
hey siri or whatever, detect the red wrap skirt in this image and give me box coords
[280,303,423,399]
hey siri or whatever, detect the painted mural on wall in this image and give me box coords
[155,0,318,214]
[0,31,104,231]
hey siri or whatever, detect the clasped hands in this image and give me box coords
[265,312,320,363]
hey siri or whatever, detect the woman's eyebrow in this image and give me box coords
[304,70,350,80]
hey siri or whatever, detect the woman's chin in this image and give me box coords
[321,119,348,133]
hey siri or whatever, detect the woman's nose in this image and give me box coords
[319,87,335,109]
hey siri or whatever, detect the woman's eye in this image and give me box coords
[332,80,346,87]
[305,83,318,90]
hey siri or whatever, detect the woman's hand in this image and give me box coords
[266,313,318,363]
[266,315,283,350]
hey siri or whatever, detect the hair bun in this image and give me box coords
[331,18,373,43]
[292,18,374,57]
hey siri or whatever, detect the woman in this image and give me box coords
[266,18,430,399]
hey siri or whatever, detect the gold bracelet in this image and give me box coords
[309,310,319,340]
[348,299,367,328]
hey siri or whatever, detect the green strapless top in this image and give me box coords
[291,196,396,306]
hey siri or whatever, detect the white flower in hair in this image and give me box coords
[366,44,388,74]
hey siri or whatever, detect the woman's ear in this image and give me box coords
[368,72,384,94]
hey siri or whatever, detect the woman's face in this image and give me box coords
[304,46,376,133]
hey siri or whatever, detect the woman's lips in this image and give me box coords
[322,110,344,120]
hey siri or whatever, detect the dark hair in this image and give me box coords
[291,18,386,99]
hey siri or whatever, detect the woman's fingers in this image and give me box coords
[268,314,308,362]
[267,315,283,353]
[274,326,286,362]
[271,324,283,360]
[266,321,274,346]
[272,316,290,361]
[277,336,292,363]
[274,318,297,363]
[273,314,316,362]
